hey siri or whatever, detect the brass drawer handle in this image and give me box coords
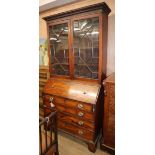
[78,130,83,135]
[78,111,84,117]
[50,97,54,102]
[78,121,84,126]
[49,97,55,108]
[77,104,83,109]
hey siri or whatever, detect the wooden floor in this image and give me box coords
[57,132,110,155]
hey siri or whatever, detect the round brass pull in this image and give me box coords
[50,97,54,102]
[78,130,83,135]
[78,121,84,126]
[49,97,55,107]
[77,104,83,109]
[78,111,84,117]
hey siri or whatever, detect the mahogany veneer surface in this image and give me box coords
[100,73,115,154]
[43,78,102,153]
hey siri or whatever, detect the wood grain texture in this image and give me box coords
[58,120,95,141]
[39,66,50,117]
[42,3,110,153]
[40,0,111,17]
[45,4,110,83]
[58,112,95,131]
[100,73,115,154]
[43,2,110,21]
[43,78,101,152]
[43,78,100,104]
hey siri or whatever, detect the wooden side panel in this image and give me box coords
[39,66,50,117]
[101,73,115,153]
[103,83,115,147]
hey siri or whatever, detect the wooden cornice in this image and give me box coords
[43,2,111,21]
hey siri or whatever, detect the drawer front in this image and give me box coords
[44,100,65,112]
[58,120,94,141]
[43,94,95,122]
[44,95,94,113]
[65,100,93,113]
[65,108,95,122]
[58,112,95,131]
[44,95,65,106]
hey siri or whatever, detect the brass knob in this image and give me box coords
[77,104,83,109]
[49,97,55,107]
[78,121,84,126]
[78,111,84,117]
[50,97,54,102]
[78,130,83,135]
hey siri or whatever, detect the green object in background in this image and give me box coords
[39,38,48,65]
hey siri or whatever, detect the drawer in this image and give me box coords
[65,100,93,113]
[56,105,65,112]
[58,120,94,141]
[65,108,95,122]
[54,97,65,106]
[44,100,65,113]
[43,95,65,106]
[58,112,95,131]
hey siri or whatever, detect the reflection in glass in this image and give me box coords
[49,23,69,76]
[73,17,99,79]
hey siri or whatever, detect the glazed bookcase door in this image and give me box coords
[49,22,70,76]
[73,17,99,79]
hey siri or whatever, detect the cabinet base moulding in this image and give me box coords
[100,137,115,155]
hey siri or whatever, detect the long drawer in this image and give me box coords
[58,120,94,141]
[43,95,94,113]
[58,112,95,131]
[44,100,95,121]
[65,108,95,121]
[43,95,95,121]
[65,100,93,113]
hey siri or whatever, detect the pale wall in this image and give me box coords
[107,14,115,76]
[39,0,115,76]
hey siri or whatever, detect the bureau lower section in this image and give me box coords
[43,94,101,153]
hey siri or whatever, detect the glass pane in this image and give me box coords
[49,23,69,76]
[73,17,99,79]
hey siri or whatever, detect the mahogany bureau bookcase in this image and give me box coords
[100,73,115,154]
[42,2,111,153]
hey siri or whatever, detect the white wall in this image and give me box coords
[107,14,115,76]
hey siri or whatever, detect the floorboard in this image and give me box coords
[57,132,110,155]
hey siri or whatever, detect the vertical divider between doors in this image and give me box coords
[68,20,74,79]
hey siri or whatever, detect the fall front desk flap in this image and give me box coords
[43,78,101,104]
